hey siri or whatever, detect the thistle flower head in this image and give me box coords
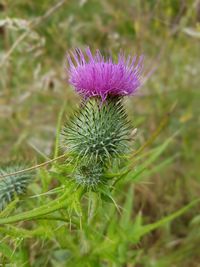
[66,47,144,101]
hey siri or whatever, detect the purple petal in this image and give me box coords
[66,47,144,101]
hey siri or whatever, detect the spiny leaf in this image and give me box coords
[131,199,200,243]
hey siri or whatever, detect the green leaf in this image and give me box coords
[131,199,200,242]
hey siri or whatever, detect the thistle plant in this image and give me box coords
[61,47,144,189]
[0,164,33,211]
[0,47,199,267]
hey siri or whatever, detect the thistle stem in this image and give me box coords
[0,191,69,224]
[0,154,66,179]
[87,192,98,224]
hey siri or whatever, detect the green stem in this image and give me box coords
[54,102,66,158]
[87,192,98,224]
[0,191,69,225]
[35,215,79,226]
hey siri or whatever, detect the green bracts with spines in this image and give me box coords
[61,98,131,188]
[0,165,34,211]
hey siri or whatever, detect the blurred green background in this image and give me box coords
[0,0,200,266]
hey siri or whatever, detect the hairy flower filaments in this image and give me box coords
[67,47,144,101]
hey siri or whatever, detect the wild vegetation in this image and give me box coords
[0,0,200,266]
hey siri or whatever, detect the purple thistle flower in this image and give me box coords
[66,47,144,101]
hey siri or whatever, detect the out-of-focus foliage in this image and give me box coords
[0,0,200,266]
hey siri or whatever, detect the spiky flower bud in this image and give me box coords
[74,162,105,189]
[0,165,34,210]
[62,98,130,164]
[61,98,131,188]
